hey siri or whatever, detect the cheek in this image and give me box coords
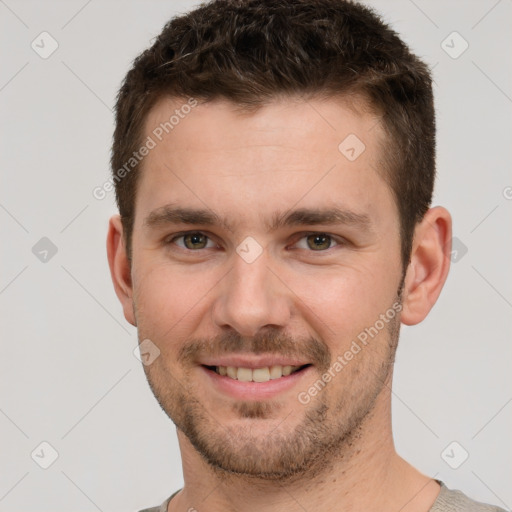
[287,262,398,344]
[132,260,219,347]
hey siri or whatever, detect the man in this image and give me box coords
[106,1,505,510]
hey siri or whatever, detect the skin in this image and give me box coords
[107,95,452,512]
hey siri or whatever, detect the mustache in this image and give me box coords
[178,328,332,370]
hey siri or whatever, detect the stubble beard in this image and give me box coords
[141,309,401,483]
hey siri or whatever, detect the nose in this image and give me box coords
[211,250,291,338]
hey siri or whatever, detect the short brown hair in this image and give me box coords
[111,0,435,265]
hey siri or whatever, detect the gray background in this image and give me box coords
[1,0,511,510]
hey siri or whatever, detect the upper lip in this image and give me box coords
[199,355,310,369]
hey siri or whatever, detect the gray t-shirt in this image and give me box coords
[139,481,507,512]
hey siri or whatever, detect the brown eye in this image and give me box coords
[294,233,340,252]
[168,232,213,251]
[305,234,333,251]
[183,232,209,250]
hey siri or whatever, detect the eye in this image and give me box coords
[169,232,216,250]
[294,233,340,251]
[167,231,344,253]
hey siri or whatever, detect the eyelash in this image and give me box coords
[165,231,345,253]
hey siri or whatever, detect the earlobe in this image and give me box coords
[400,207,452,326]
[106,215,136,326]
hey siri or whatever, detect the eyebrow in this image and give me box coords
[144,204,373,233]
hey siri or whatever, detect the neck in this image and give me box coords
[170,386,439,512]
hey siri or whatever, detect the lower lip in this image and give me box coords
[201,366,313,401]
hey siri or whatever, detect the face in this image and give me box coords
[128,96,405,479]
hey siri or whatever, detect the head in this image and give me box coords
[107,0,451,480]
[112,0,436,267]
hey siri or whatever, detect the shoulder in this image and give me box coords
[431,482,507,512]
[137,489,179,512]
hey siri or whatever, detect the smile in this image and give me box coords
[208,364,307,382]
[200,361,313,400]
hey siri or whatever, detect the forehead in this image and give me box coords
[143,93,382,153]
[135,95,395,232]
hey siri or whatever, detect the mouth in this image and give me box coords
[203,364,311,382]
[199,359,313,401]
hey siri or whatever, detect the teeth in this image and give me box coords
[252,367,270,382]
[282,365,292,376]
[237,367,252,382]
[215,365,302,382]
[269,365,282,379]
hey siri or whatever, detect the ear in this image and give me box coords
[400,207,452,326]
[106,215,136,326]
